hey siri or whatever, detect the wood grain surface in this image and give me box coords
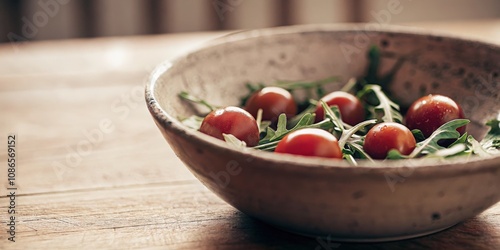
[0,21,499,249]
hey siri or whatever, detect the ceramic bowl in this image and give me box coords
[146,24,500,242]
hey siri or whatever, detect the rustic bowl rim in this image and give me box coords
[146,24,500,176]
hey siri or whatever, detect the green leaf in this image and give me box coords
[178,91,218,111]
[321,101,345,133]
[364,45,380,85]
[409,119,470,158]
[449,132,469,148]
[255,108,263,131]
[446,133,473,158]
[338,119,377,149]
[291,113,316,129]
[386,149,408,159]
[270,114,290,140]
[272,113,316,140]
[180,115,204,130]
[388,142,469,160]
[343,149,358,166]
[259,121,272,134]
[378,52,409,94]
[411,129,426,142]
[347,141,374,162]
[360,45,415,104]
[358,84,403,123]
[256,118,338,152]
[275,76,340,101]
[340,77,358,94]
[287,100,317,128]
[223,134,247,148]
[260,126,277,143]
[424,143,468,158]
[480,115,500,153]
[276,76,339,91]
[255,113,316,150]
[321,101,376,156]
[240,83,265,106]
[469,135,491,157]
[255,109,271,133]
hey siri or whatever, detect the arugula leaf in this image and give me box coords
[388,129,490,160]
[178,91,218,111]
[255,113,316,150]
[271,114,292,140]
[347,140,374,162]
[180,115,204,130]
[252,141,279,151]
[241,77,340,107]
[449,133,469,148]
[255,109,272,133]
[255,103,366,152]
[277,76,340,103]
[240,83,265,106]
[223,134,247,148]
[408,119,470,158]
[468,135,491,157]
[377,52,409,96]
[321,101,345,133]
[358,84,403,123]
[271,113,316,141]
[340,77,358,94]
[260,127,276,144]
[386,149,408,159]
[322,101,377,158]
[424,144,468,158]
[338,119,377,149]
[411,129,426,142]
[387,141,468,160]
[343,148,358,166]
[364,45,380,86]
[276,76,339,91]
[480,115,500,153]
[360,45,416,101]
[287,100,317,128]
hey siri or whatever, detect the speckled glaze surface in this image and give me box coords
[146,24,500,241]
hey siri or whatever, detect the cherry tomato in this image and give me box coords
[199,106,260,146]
[244,86,297,123]
[314,91,365,125]
[275,128,342,159]
[363,122,416,159]
[405,94,466,138]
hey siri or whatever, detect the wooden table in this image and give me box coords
[1,20,499,249]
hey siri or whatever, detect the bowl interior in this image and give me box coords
[152,25,500,141]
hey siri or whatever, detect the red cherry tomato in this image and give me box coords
[314,91,365,125]
[405,94,466,137]
[244,86,297,123]
[199,106,260,146]
[275,128,342,159]
[363,122,416,159]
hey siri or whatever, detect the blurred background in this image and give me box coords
[1,0,500,43]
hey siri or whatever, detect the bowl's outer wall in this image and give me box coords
[149,27,500,239]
